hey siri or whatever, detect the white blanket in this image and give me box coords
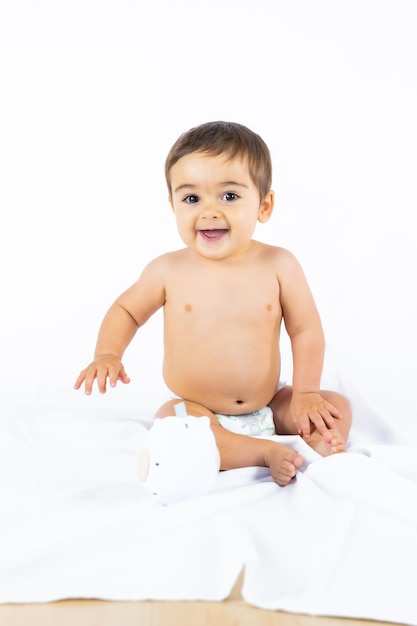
[1,376,417,626]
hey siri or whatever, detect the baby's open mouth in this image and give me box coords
[199,229,228,241]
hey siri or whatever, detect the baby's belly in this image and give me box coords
[163,356,280,415]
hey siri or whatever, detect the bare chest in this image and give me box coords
[164,269,281,334]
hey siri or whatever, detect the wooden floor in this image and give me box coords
[0,601,396,626]
[0,574,396,626]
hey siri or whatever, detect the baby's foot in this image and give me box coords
[307,427,346,457]
[265,442,304,486]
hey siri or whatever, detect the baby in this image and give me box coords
[75,121,352,488]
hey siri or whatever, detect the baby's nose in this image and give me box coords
[201,200,221,218]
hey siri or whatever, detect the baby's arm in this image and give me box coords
[277,249,341,440]
[74,256,167,394]
[74,302,137,394]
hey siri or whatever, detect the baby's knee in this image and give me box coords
[323,390,352,427]
[335,392,351,418]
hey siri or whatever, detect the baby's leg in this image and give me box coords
[269,386,352,456]
[155,399,303,486]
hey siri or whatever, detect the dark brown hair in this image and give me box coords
[165,121,272,200]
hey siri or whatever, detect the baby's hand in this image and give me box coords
[74,354,131,395]
[290,392,341,443]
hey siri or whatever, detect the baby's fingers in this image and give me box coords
[74,371,85,390]
[318,403,342,431]
[310,413,333,442]
[325,402,342,421]
[108,364,130,388]
[118,369,131,385]
[295,415,311,439]
[100,364,131,390]
[95,367,110,394]
[74,367,98,395]
[309,406,340,442]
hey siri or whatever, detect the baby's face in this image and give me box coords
[169,152,273,260]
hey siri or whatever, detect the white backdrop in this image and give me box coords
[1,0,416,432]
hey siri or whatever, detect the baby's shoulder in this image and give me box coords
[143,248,196,281]
[144,248,187,270]
[257,242,299,266]
[256,243,306,283]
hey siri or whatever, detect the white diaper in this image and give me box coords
[138,404,220,506]
[214,406,276,438]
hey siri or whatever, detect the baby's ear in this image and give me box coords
[258,190,274,223]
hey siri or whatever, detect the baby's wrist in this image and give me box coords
[94,353,122,361]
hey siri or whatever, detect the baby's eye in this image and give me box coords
[184,194,199,204]
[222,192,238,202]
